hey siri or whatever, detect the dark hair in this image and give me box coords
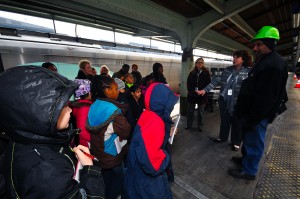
[142,75,156,86]
[122,64,130,70]
[129,85,141,93]
[90,75,115,101]
[79,93,90,100]
[233,50,253,67]
[41,62,56,69]
[153,63,163,73]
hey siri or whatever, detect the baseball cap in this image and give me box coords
[114,78,125,90]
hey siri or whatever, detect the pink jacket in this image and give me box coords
[71,99,93,147]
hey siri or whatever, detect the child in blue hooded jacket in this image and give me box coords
[87,75,131,199]
[123,83,178,199]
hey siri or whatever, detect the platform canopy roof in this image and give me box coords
[0,0,299,66]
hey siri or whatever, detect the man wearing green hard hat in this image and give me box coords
[229,26,288,180]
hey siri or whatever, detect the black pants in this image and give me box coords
[186,102,204,128]
[102,163,124,199]
[218,97,242,145]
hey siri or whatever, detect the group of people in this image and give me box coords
[185,26,288,180]
[0,25,288,199]
[186,49,252,150]
[0,58,176,199]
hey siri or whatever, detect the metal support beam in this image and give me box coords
[203,0,224,14]
[191,0,262,40]
[201,29,252,52]
[229,14,256,38]
[184,0,262,53]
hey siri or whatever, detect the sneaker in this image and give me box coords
[231,144,239,151]
[228,169,255,180]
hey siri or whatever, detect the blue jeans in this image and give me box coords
[241,118,269,176]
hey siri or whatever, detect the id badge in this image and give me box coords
[227,89,232,96]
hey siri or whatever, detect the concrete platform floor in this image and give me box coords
[170,76,299,199]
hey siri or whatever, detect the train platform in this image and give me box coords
[170,75,300,199]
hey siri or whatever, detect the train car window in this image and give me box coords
[18,62,78,80]
[77,25,114,42]
[116,32,150,47]
[0,11,54,33]
[175,44,183,53]
[151,40,174,51]
[55,21,76,37]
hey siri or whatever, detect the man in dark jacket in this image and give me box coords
[229,26,288,180]
[149,62,168,84]
[112,64,130,81]
[0,66,104,198]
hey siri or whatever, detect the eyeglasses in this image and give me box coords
[196,61,204,64]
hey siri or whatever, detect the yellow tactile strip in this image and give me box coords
[254,84,300,199]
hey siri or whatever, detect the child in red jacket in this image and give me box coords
[123,83,178,199]
[69,79,92,147]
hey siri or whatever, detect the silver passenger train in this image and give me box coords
[0,37,231,93]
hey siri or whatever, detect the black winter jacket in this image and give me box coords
[236,52,288,123]
[149,72,167,84]
[112,69,127,81]
[76,70,93,81]
[0,66,104,198]
[187,67,211,104]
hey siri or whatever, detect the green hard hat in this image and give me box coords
[252,26,280,41]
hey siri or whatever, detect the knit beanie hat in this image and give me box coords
[74,79,91,100]
[114,78,125,90]
[260,38,276,51]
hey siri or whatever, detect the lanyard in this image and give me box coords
[196,70,202,86]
